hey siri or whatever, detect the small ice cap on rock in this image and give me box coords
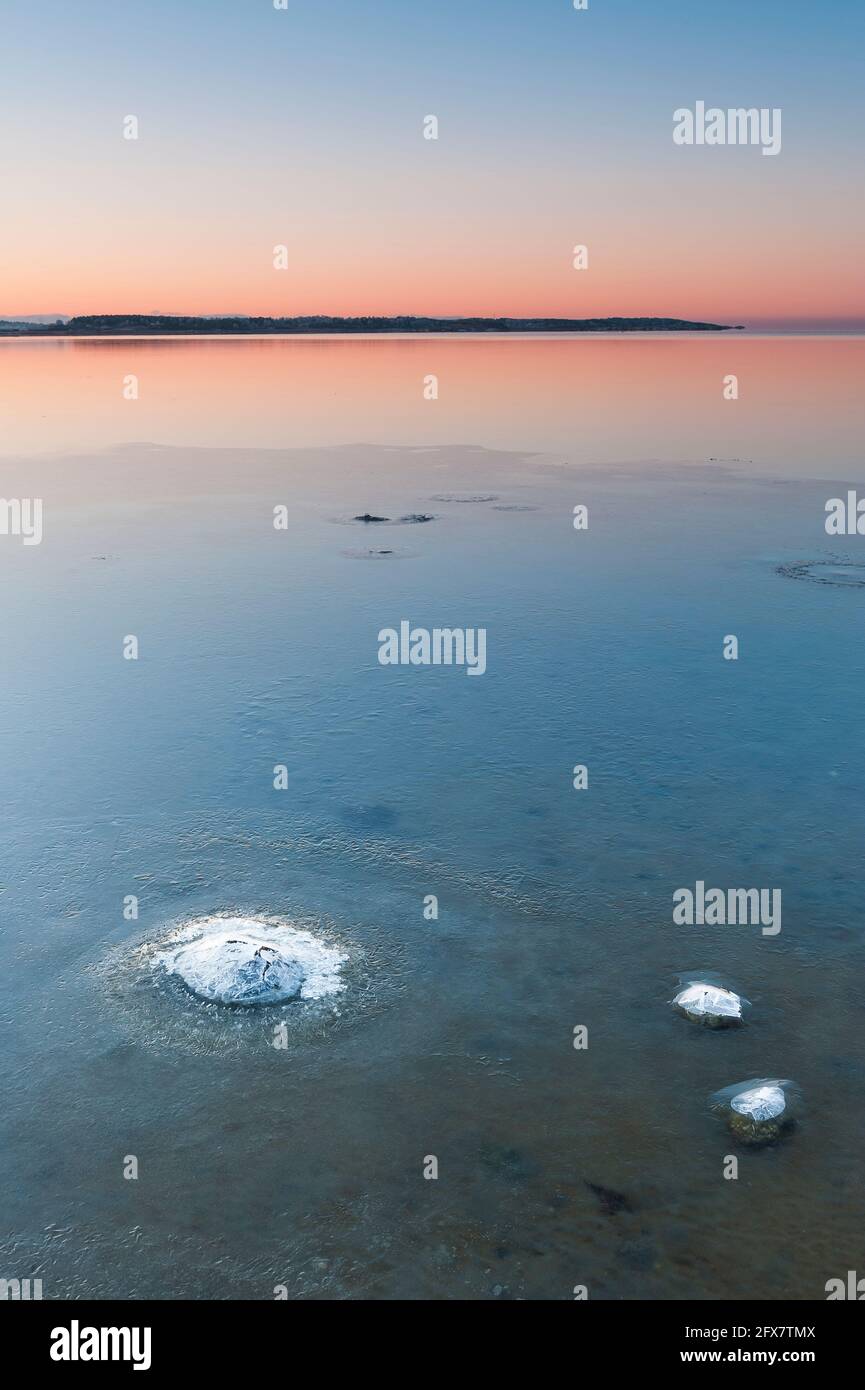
[731,1084,785,1122]
[672,974,748,1027]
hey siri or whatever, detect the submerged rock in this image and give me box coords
[711,1078,801,1147]
[672,977,747,1028]
[341,547,413,561]
[352,512,434,526]
[157,916,347,1005]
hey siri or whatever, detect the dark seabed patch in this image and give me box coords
[340,802,400,832]
[585,1181,634,1216]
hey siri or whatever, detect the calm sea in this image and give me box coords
[1,334,863,1299]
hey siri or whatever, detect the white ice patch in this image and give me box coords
[674,983,743,1021]
[157,916,347,1005]
[731,1084,786,1122]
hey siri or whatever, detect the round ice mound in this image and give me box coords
[157,916,347,1006]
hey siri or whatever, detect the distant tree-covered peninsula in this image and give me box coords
[1,314,739,336]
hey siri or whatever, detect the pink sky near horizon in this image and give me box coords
[3,157,862,326]
[2,2,863,327]
[3,229,861,327]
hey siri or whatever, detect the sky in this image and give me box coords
[1,0,863,326]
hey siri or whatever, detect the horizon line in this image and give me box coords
[4,312,865,330]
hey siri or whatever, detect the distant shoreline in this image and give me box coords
[0,314,740,337]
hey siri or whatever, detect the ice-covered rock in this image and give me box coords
[711,1078,800,1147]
[157,916,346,1005]
[672,980,745,1027]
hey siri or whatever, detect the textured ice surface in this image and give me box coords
[778,560,865,588]
[731,1084,786,1122]
[157,916,347,1004]
[673,982,743,1021]
[430,491,498,503]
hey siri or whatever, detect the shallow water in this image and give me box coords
[1,336,864,1299]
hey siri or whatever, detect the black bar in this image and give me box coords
[3,1299,859,1374]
